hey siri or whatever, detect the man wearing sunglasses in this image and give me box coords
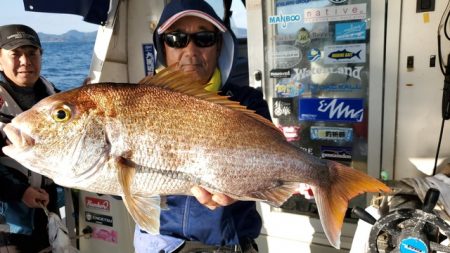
[134,1,270,253]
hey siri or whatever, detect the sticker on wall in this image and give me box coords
[304,4,367,23]
[292,66,364,81]
[85,211,114,227]
[308,83,362,93]
[329,0,347,4]
[85,197,111,212]
[268,11,302,29]
[273,98,295,119]
[310,126,353,142]
[324,44,366,64]
[335,22,366,41]
[275,78,305,97]
[298,98,364,123]
[274,44,302,68]
[276,0,311,7]
[278,125,302,142]
[294,28,311,47]
[92,226,118,244]
[320,146,352,161]
[270,69,292,78]
[142,44,155,76]
[307,48,322,62]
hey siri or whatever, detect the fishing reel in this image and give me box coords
[353,188,450,253]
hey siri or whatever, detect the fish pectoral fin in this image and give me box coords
[246,181,300,207]
[116,157,161,234]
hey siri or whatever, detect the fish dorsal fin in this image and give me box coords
[138,65,283,136]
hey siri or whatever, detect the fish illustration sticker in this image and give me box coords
[298,98,364,122]
[324,44,366,64]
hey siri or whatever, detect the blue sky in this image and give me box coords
[0,1,98,34]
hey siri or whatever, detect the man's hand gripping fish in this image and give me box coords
[1,67,391,249]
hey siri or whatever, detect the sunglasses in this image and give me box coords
[162,31,219,48]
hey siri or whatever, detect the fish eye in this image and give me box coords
[51,105,72,123]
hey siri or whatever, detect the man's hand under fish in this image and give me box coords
[22,187,49,208]
[191,186,236,210]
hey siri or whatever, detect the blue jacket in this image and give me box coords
[136,0,270,252]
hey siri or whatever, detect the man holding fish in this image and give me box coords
[0,24,59,253]
[133,0,269,252]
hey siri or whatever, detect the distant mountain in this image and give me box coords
[38,30,97,43]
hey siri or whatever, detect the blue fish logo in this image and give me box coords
[328,49,361,60]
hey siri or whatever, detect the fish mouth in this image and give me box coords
[2,124,35,154]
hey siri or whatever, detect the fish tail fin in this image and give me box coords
[312,161,390,249]
[356,50,362,59]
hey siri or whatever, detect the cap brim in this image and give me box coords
[1,39,41,50]
[157,10,227,34]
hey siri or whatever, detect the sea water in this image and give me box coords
[41,41,95,91]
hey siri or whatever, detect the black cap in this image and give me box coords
[0,24,41,50]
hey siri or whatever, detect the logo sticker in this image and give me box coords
[324,44,366,64]
[335,22,366,41]
[268,12,302,29]
[308,83,362,93]
[320,146,352,161]
[85,197,110,212]
[278,125,302,142]
[307,48,322,62]
[294,28,311,47]
[310,126,353,142]
[85,211,114,227]
[273,98,295,119]
[270,69,292,78]
[299,98,364,123]
[275,79,305,97]
[274,44,302,68]
[142,44,155,76]
[329,0,347,3]
[304,4,367,23]
[276,0,311,7]
[92,226,118,244]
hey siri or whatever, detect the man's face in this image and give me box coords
[0,46,42,87]
[164,16,220,84]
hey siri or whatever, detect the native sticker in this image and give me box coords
[274,44,302,68]
[85,211,114,227]
[298,98,364,123]
[307,48,322,62]
[310,126,353,142]
[142,44,155,76]
[294,28,311,47]
[275,78,305,97]
[324,44,366,64]
[335,22,366,41]
[320,146,352,161]
[278,125,302,142]
[273,98,295,119]
[270,69,292,78]
[85,197,111,212]
[91,226,118,244]
[304,4,367,23]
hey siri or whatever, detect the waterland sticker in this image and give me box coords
[142,43,155,76]
[324,43,366,64]
[320,146,352,161]
[310,126,353,142]
[304,4,367,23]
[293,66,364,81]
[335,22,366,41]
[298,98,364,123]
